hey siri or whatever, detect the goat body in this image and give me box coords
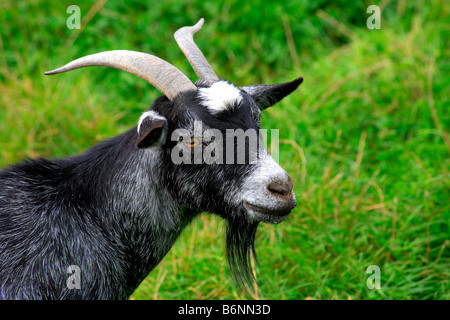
[0,128,194,299]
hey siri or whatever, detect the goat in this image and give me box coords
[0,19,302,299]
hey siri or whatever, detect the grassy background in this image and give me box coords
[0,0,448,299]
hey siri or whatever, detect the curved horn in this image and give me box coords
[44,50,197,101]
[174,18,219,85]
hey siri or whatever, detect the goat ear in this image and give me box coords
[241,76,303,110]
[136,111,168,149]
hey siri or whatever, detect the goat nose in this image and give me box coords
[268,177,293,197]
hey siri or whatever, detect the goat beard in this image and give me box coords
[225,217,259,295]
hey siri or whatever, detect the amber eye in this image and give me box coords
[183,137,200,148]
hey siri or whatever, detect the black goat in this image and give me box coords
[0,19,302,299]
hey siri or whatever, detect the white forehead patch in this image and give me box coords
[198,81,242,114]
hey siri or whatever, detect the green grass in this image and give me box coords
[0,0,448,300]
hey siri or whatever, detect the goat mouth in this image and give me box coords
[243,202,292,220]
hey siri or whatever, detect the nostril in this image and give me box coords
[268,179,293,196]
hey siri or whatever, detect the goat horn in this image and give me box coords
[44,50,197,101]
[174,18,219,85]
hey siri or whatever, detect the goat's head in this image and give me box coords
[45,18,302,292]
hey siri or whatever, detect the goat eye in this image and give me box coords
[183,137,200,148]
